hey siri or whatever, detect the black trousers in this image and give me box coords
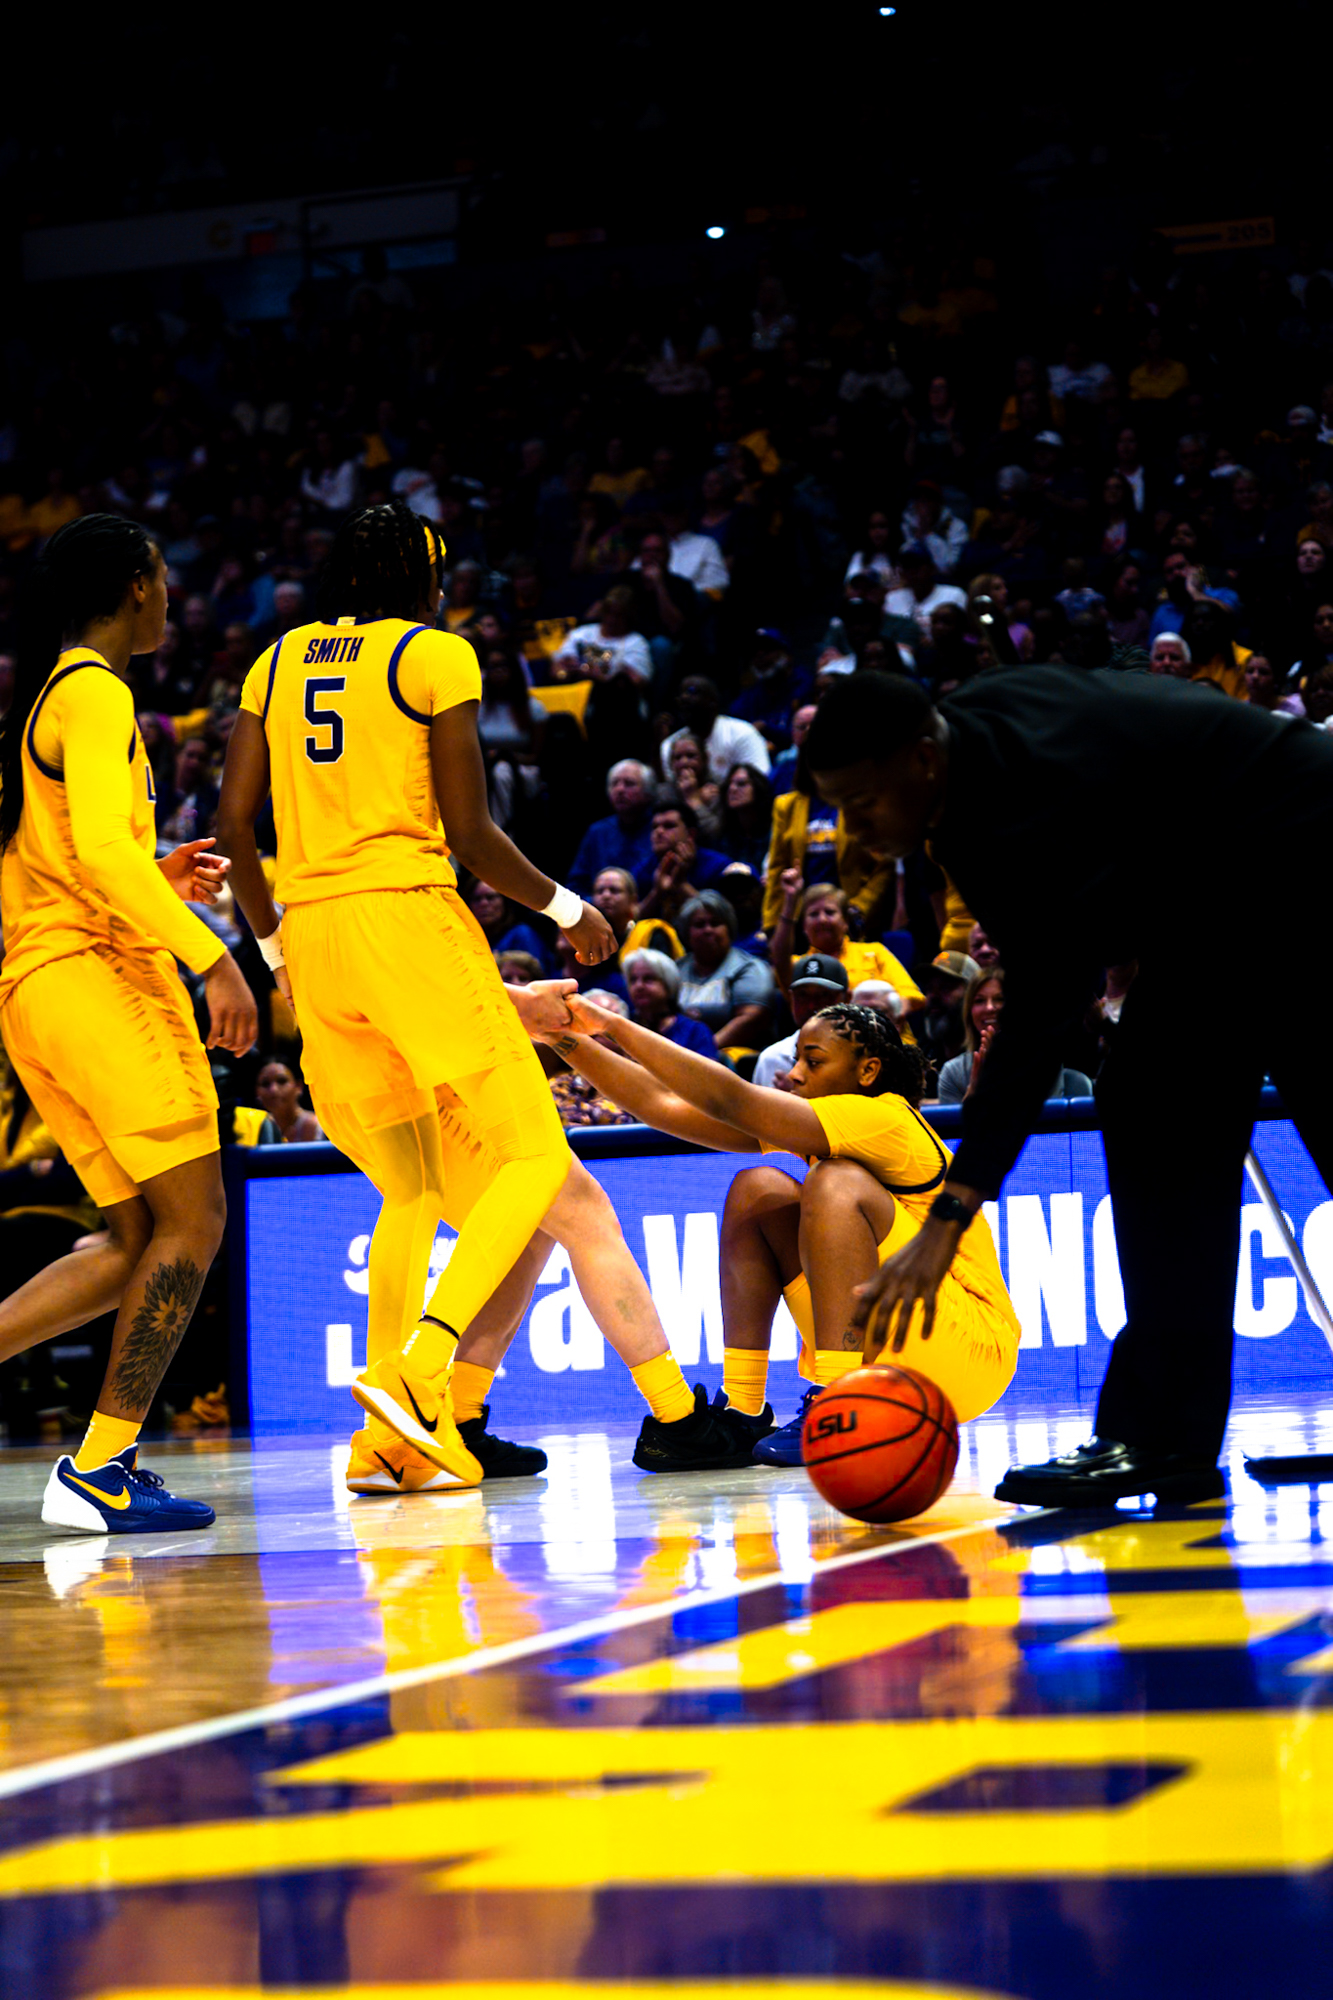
[1093,947,1333,1460]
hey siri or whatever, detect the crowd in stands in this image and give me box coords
[3,232,1333,1421]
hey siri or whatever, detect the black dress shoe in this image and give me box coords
[994,1437,1224,1508]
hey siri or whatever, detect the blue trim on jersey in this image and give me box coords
[25,659,114,783]
[387,625,430,725]
[260,637,284,725]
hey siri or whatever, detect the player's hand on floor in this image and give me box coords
[564,902,617,965]
[512,978,578,1037]
[161,837,231,904]
[853,1222,956,1361]
[203,951,259,1055]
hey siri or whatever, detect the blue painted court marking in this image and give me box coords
[0,1510,1022,1805]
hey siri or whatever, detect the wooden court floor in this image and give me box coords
[0,1398,1332,1999]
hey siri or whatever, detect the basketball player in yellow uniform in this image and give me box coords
[219,499,695,1484]
[542,996,1020,1462]
[0,514,257,1532]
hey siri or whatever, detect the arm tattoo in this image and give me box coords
[108,1255,206,1413]
[841,1324,863,1350]
[551,1034,579,1059]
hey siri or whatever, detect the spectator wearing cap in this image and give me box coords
[675,892,776,1050]
[660,675,771,784]
[885,544,967,642]
[900,482,969,578]
[914,949,981,1072]
[624,947,722,1061]
[752,953,851,1088]
[771,880,924,1017]
[935,969,1093,1105]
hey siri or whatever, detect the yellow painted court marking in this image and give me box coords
[10,1710,1333,1894]
[96,1984,1017,2000]
[574,1590,1333,1693]
[96,1985,1016,2000]
[994,1515,1298,1574]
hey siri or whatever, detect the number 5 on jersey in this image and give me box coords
[304,677,346,764]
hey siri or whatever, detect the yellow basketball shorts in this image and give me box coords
[1,945,218,1208]
[783,1197,1018,1423]
[283,884,535,1106]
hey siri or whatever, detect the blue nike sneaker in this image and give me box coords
[41,1447,215,1534]
[751,1386,824,1467]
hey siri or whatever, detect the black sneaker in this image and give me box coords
[717,1401,776,1458]
[633,1385,757,1473]
[456,1405,548,1478]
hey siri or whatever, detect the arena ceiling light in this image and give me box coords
[706,225,726,240]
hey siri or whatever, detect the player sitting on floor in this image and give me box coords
[542,998,1021,1464]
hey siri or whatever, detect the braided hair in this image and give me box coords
[315,499,445,623]
[813,1002,926,1105]
[0,513,157,851]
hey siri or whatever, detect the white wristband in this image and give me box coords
[541,884,584,930]
[256,928,285,971]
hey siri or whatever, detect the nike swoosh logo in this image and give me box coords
[67,1471,132,1511]
[373,1454,405,1485]
[401,1379,438,1433]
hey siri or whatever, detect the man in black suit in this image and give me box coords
[805,667,1333,1505]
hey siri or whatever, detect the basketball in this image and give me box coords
[801,1365,959,1523]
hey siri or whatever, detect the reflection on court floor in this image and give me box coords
[1,1397,1333,1998]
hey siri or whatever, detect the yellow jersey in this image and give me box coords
[809,1092,1019,1337]
[0,649,222,1004]
[791,939,924,1008]
[240,617,482,907]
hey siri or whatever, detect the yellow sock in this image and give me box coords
[813,1350,865,1388]
[723,1348,770,1415]
[74,1409,141,1472]
[451,1361,494,1425]
[399,1314,459,1378]
[631,1352,696,1424]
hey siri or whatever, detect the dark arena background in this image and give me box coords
[2,8,1333,1998]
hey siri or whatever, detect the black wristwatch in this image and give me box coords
[929,1192,973,1228]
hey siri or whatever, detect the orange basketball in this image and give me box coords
[801,1364,959,1523]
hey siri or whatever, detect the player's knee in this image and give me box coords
[800,1157,869,1212]
[547,1159,615,1234]
[723,1164,798,1233]
[106,1201,154,1269]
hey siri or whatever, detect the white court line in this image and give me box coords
[0,1510,1021,1806]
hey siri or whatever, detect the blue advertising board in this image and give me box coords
[236,1115,1333,1434]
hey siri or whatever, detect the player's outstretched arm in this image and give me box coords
[431,704,614,965]
[545,1026,758,1153]
[564,995,830,1158]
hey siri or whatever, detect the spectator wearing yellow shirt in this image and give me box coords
[589,438,651,510]
[1128,327,1189,403]
[771,878,924,1017]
